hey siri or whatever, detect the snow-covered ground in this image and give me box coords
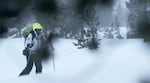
[0,38,150,83]
[97,27,128,39]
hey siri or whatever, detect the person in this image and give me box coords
[19,22,46,76]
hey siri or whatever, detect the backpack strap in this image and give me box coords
[31,31,36,40]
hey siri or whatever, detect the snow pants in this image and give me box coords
[19,53,42,76]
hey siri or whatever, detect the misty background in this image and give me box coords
[0,0,150,45]
[0,0,130,38]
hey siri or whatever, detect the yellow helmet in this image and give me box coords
[32,22,43,31]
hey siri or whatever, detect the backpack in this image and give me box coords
[22,26,33,38]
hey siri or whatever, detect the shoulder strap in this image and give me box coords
[31,31,36,40]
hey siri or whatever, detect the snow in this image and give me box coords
[0,38,150,83]
[120,27,128,38]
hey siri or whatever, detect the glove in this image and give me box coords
[23,48,29,56]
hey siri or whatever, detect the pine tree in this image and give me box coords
[126,0,150,39]
[73,4,100,49]
[111,15,123,39]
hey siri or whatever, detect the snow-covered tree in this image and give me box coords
[126,0,150,40]
[111,15,123,39]
[73,5,100,49]
[103,27,113,39]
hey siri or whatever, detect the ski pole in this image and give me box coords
[52,52,55,71]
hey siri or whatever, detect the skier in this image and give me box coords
[19,22,46,76]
